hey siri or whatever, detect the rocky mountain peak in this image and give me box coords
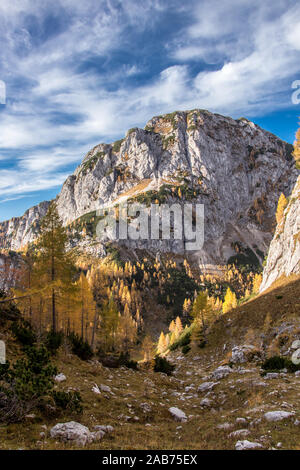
[0,109,298,271]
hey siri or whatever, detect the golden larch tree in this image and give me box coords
[275,193,288,224]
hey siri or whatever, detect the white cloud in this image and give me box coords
[0,167,69,197]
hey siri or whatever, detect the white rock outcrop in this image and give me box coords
[168,407,187,422]
[260,176,300,292]
[54,373,66,383]
[211,365,232,380]
[235,440,263,450]
[264,411,295,422]
[50,421,104,447]
[197,381,218,392]
[231,345,261,364]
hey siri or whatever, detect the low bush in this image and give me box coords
[262,355,285,370]
[0,291,20,325]
[45,330,64,355]
[153,356,175,376]
[68,332,93,360]
[118,352,138,370]
[169,330,192,351]
[0,345,57,423]
[198,339,207,349]
[51,390,83,414]
[11,320,36,347]
[182,344,191,355]
[98,354,120,368]
[261,355,300,373]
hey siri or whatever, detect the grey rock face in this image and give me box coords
[260,176,300,292]
[0,252,24,291]
[0,110,298,268]
[0,201,50,251]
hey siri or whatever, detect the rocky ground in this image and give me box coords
[1,274,299,451]
[1,341,300,450]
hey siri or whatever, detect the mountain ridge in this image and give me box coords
[0,109,298,270]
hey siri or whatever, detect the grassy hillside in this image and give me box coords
[0,275,299,450]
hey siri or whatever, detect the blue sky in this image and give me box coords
[0,0,300,221]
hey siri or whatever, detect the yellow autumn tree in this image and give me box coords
[222,287,237,313]
[99,295,120,353]
[157,331,168,354]
[183,298,191,317]
[141,335,154,361]
[293,126,300,168]
[252,273,262,294]
[175,316,183,335]
[118,303,137,354]
[275,193,288,224]
[76,272,96,342]
[191,291,213,327]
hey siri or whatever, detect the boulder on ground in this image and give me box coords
[168,407,187,422]
[231,345,262,364]
[92,384,101,394]
[54,373,66,383]
[50,421,97,447]
[94,425,114,433]
[264,411,295,422]
[99,384,112,393]
[265,373,280,379]
[50,421,110,447]
[211,366,232,380]
[140,402,152,413]
[200,398,212,408]
[235,440,263,450]
[197,382,218,393]
[229,429,250,438]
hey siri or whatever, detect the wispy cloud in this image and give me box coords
[0,194,33,204]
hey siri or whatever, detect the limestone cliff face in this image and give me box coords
[0,110,298,267]
[260,176,300,292]
[0,201,50,251]
[0,252,23,291]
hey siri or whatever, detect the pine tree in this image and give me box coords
[276,193,288,224]
[118,304,137,354]
[33,202,76,332]
[99,295,119,353]
[252,273,262,294]
[76,272,96,341]
[191,291,207,322]
[175,316,183,335]
[141,335,154,362]
[157,332,167,354]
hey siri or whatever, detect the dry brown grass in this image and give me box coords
[1,275,300,450]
